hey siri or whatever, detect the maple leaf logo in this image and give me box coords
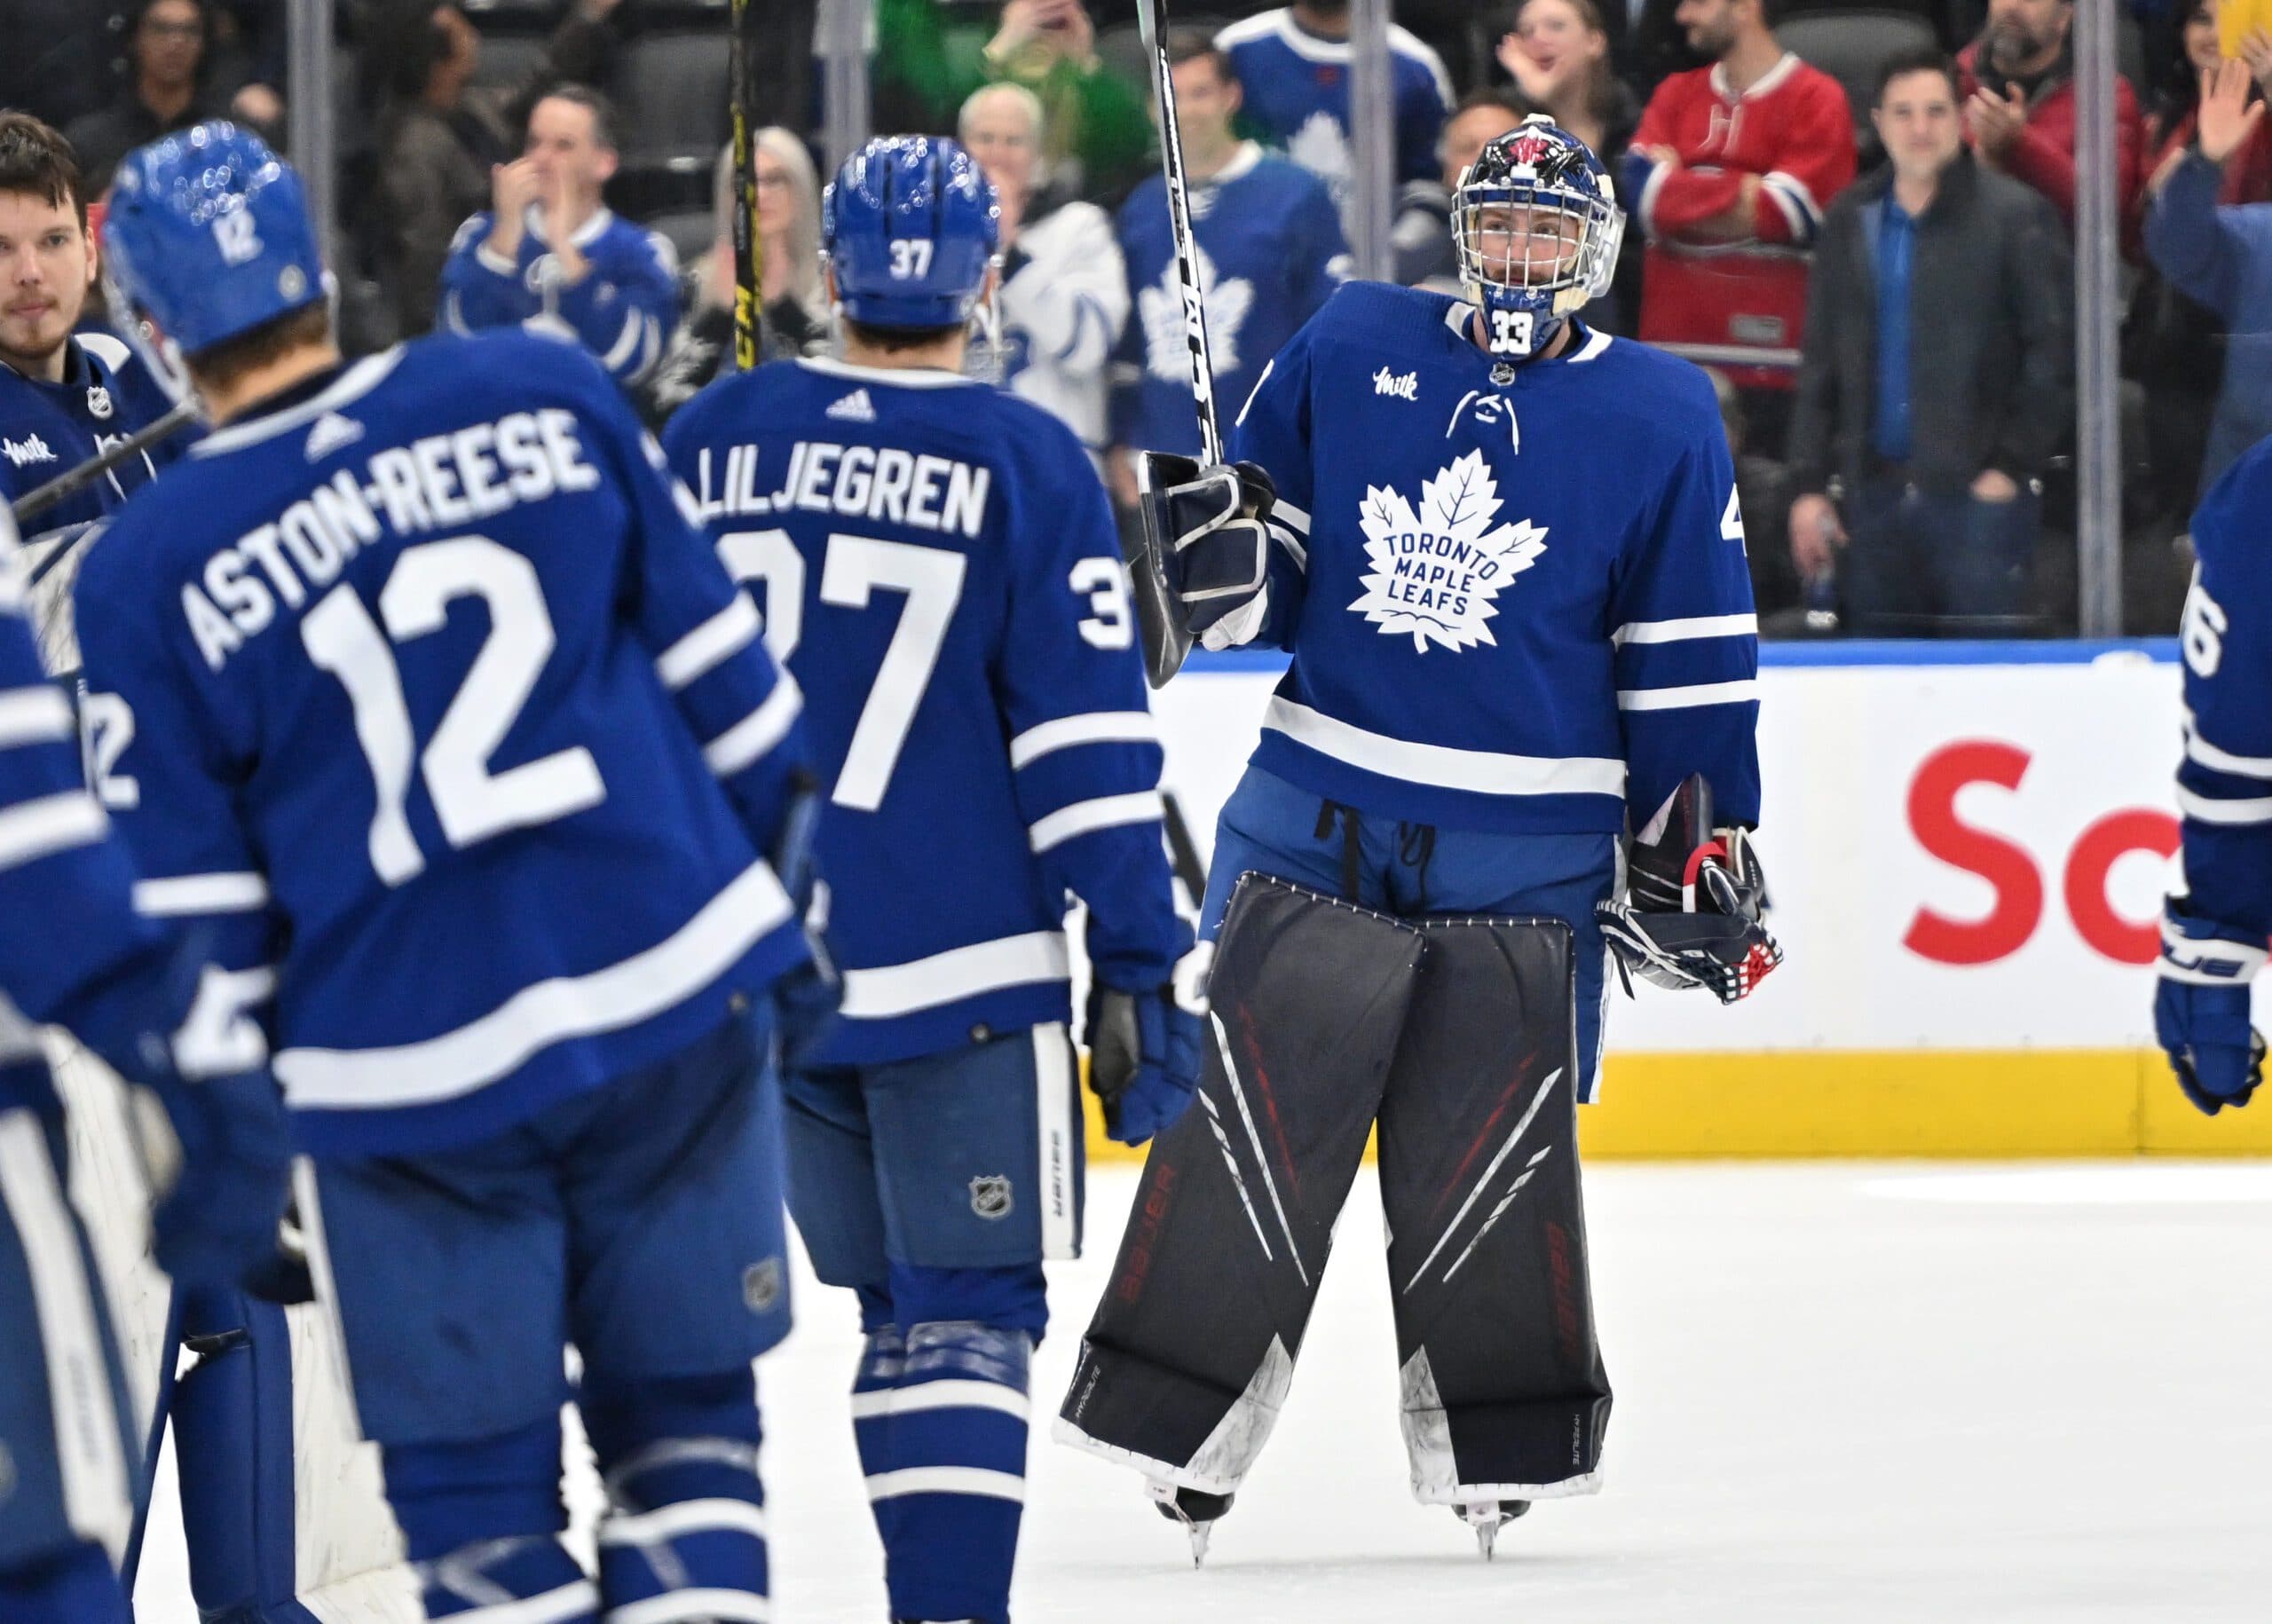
[1288,111,1353,204]
[1347,450,1548,653]
[1139,242,1253,382]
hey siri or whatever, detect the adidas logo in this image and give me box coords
[1,433,56,468]
[304,413,365,461]
[825,389,877,423]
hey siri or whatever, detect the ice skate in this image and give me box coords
[1148,1480,1235,1566]
[1456,1499,1531,1560]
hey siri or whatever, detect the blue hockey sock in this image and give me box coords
[583,1368,769,1623]
[868,1321,1033,1624]
[852,1293,907,1554]
[382,1415,594,1622]
[0,1541,129,1624]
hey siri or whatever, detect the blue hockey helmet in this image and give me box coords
[822,136,999,330]
[101,122,326,390]
[1453,115,1623,361]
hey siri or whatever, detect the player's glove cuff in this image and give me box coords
[2157,897,2268,987]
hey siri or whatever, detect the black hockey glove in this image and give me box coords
[1598,777,1782,1006]
[1139,453,1277,647]
[1085,945,1210,1146]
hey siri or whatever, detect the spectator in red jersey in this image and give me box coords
[1958,0,2142,233]
[1623,0,1856,457]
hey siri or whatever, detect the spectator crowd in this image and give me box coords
[2,0,2265,636]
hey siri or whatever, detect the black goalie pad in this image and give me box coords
[1058,874,1424,1490]
[1379,914,1612,1502]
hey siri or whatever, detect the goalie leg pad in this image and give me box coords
[1058,876,1426,1494]
[585,1368,769,1624]
[1379,916,1612,1503]
[0,1099,138,1577]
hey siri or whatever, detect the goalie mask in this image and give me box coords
[1454,115,1623,361]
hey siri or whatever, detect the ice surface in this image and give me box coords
[137,1162,2272,1622]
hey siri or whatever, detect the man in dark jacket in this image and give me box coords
[62,0,238,195]
[1787,47,2072,635]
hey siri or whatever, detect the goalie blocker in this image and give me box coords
[1055,876,1612,1533]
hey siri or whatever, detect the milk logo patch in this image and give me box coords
[1140,243,1251,381]
[1349,449,1546,653]
[1374,367,1418,400]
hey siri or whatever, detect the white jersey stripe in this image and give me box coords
[1615,681,1760,712]
[0,684,74,747]
[1610,613,1758,648]
[840,931,1069,1021]
[2183,713,2272,780]
[442,1581,602,1624]
[1273,499,1311,534]
[1264,698,1624,798]
[1008,710,1157,769]
[865,1467,1026,1503]
[848,1379,1033,1422]
[276,857,793,1109]
[133,871,272,917]
[658,595,763,690]
[0,791,107,873]
[2176,785,2272,825]
[1029,790,1164,854]
[705,674,803,777]
[0,1110,135,1558]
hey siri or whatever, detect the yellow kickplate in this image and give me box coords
[1083,1051,2272,1162]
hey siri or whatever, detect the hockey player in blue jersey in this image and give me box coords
[664,136,1202,1623]
[440,87,679,393]
[87,123,811,1624]
[0,114,186,528]
[1059,117,1779,1559]
[2157,437,2272,1115]
[0,501,291,1624]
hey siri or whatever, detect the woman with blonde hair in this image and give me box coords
[644,125,826,422]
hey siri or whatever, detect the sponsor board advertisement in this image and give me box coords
[1121,643,2271,1158]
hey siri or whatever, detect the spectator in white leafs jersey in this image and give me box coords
[439,83,679,392]
[961,82,1126,470]
[644,128,827,427]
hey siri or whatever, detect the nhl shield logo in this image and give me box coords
[742,1257,784,1313]
[970,1175,1014,1221]
[85,386,113,420]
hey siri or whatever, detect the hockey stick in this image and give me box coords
[17,399,197,585]
[1125,0,1222,688]
[728,0,766,370]
[1161,790,1210,913]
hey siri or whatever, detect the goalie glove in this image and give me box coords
[1598,776,1781,1005]
[1139,452,1277,649]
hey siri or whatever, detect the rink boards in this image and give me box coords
[1108,640,2272,1159]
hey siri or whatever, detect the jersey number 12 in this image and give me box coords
[304,537,606,886]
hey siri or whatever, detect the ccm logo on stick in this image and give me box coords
[1904,740,2178,967]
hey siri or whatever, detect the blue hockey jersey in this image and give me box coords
[0,505,173,1109]
[0,330,185,533]
[1227,281,1761,836]
[2175,436,2272,937]
[1112,144,1348,459]
[439,207,679,391]
[663,356,1187,1066]
[1216,9,1455,195]
[72,329,809,1156]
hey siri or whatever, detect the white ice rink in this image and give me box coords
[137,1161,2272,1623]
